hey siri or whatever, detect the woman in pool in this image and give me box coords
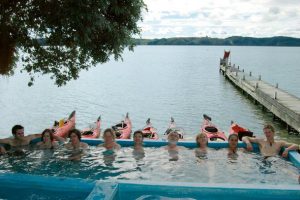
[64,129,88,160]
[195,132,208,158]
[36,129,65,149]
[132,130,145,159]
[165,130,185,161]
[228,134,239,157]
[98,128,121,150]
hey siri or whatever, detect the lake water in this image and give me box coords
[0,46,299,143]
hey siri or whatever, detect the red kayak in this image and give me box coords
[229,121,253,141]
[201,114,227,141]
[112,113,132,139]
[81,116,101,139]
[53,111,76,138]
[164,117,184,139]
[142,118,159,140]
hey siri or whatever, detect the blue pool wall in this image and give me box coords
[1,173,300,200]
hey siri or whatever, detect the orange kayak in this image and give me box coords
[142,118,159,140]
[81,116,101,139]
[112,113,132,139]
[53,111,76,138]
[201,114,227,141]
[229,121,253,141]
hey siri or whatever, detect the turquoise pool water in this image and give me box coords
[0,144,298,185]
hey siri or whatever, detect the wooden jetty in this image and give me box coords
[219,52,300,133]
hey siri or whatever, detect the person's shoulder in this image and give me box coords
[253,137,264,143]
[276,140,291,146]
[26,133,41,140]
[64,143,71,148]
[81,142,89,148]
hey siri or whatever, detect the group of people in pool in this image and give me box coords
[1,123,299,183]
[0,123,299,159]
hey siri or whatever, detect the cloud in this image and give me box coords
[139,0,300,38]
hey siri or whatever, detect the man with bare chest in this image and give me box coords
[242,124,298,157]
[0,125,41,150]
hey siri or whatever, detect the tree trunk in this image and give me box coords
[0,30,15,75]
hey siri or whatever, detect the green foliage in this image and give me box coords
[134,36,300,46]
[0,0,146,86]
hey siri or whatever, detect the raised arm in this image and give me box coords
[242,136,260,151]
[53,135,66,143]
[27,133,42,141]
[0,138,13,146]
[281,141,299,158]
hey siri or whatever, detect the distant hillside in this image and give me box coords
[133,36,300,46]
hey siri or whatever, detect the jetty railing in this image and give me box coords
[220,61,300,134]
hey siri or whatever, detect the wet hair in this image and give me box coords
[41,129,54,142]
[133,130,143,138]
[195,133,208,147]
[12,125,24,135]
[263,124,275,133]
[103,128,116,140]
[168,130,179,139]
[228,134,239,141]
[68,129,81,141]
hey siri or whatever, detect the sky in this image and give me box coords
[138,0,300,39]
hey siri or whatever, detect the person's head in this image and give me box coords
[133,130,144,144]
[41,129,54,143]
[103,128,116,143]
[263,124,275,139]
[68,129,81,144]
[228,134,239,149]
[196,133,208,147]
[168,130,179,143]
[12,125,24,138]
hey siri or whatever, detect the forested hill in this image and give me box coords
[133,36,300,46]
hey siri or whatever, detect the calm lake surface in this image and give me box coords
[0,46,299,143]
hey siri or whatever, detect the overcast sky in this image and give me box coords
[138,0,300,39]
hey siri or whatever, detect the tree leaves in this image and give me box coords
[0,0,146,86]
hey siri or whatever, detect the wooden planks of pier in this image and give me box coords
[220,62,300,133]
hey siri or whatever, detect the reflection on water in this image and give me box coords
[0,146,298,185]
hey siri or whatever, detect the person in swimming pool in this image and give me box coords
[64,129,88,160]
[133,130,144,151]
[242,124,299,157]
[228,134,239,157]
[98,128,121,151]
[132,130,145,159]
[195,132,208,158]
[0,125,41,148]
[36,129,65,149]
[165,130,185,161]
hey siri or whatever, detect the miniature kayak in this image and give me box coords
[112,113,132,139]
[81,116,101,139]
[142,118,159,140]
[53,111,76,138]
[229,121,253,141]
[201,114,227,141]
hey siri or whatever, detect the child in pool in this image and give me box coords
[98,128,121,151]
[195,133,208,158]
[36,129,65,149]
